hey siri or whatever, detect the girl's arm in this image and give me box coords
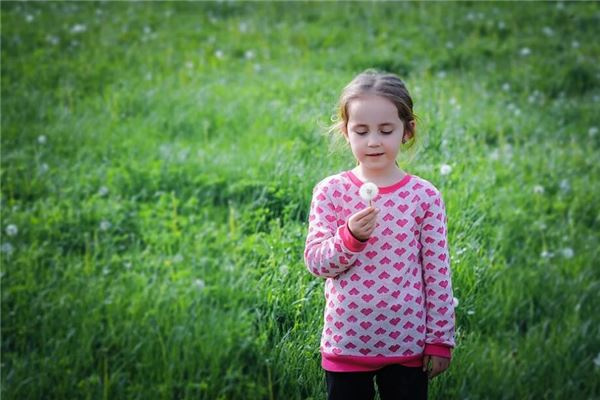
[420,188,456,358]
[304,180,368,279]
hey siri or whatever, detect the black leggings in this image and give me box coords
[325,364,428,400]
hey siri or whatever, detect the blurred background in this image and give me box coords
[1,1,599,399]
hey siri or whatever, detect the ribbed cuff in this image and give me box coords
[339,223,369,253]
[423,344,452,359]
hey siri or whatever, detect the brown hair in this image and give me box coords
[328,69,418,163]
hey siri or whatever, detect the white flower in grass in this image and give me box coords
[25,14,34,23]
[359,182,379,206]
[561,247,574,259]
[520,47,531,57]
[452,297,459,308]
[194,279,206,290]
[39,163,49,174]
[594,352,600,368]
[541,250,553,259]
[542,27,554,36]
[440,164,452,176]
[1,242,14,256]
[99,220,111,231]
[70,24,87,34]
[467,309,475,316]
[37,135,47,144]
[533,185,545,194]
[559,179,570,193]
[98,186,109,197]
[279,264,289,276]
[571,40,580,49]
[501,82,510,92]
[5,224,18,237]
[46,35,60,46]
[185,61,194,69]
[589,127,598,137]
[244,50,255,60]
[215,49,224,59]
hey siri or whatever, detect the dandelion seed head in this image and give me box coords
[559,179,570,193]
[98,186,109,197]
[5,224,18,237]
[541,250,553,259]
[70,24,87,34]
[37,135,47,144]
[99,220,111,231]
[359,182,379,202]
[440,164,452,176]
[1,242,14,256]
[194,279,206,290]
[561,247,574,259]
[502,83,511,92]
[533,185,545,194]
[520,47,531,57]
[589,127,598,137]
[244,50,255,60]
[593,352,600,368]
[25,14,34,23]
[279,264,289,276]
[452,297,459,307]
[215,49,224,59]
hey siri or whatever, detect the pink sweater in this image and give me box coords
[304,170,455,372]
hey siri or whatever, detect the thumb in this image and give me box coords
[422,355,430,372]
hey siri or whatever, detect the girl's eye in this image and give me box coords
[381,130,393,134]
[355,131,368,135]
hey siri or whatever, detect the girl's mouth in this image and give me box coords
[367,153,384,157]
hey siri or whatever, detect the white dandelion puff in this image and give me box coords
[39,163,49,174]
[99,220,111,231]
[124,262,132,270]
[1,242,14,256]
[37,135,47,144]
[559,179,570,193]
[5,224,18,237]
[46,35,60,46]
[440,164,452,176]
[25,14,34,23]
[244,50,255,60]
[533,185,545,194]
[498,21,506,30]
[541,250,554,259]
[594,352,600,368]
[542,27,554,36]
[502,83,511,92]
[194,279,206,290]
[185,61,194,69]
[279,264,289,276]
[561,247,574,259]
[70,24,87,34]
[238,21,248,33]
[452,297,459,308]
[589,127,598,137]
[98,186,109,197]
[520,47,531,57]
[359,182,379,206]
[215,49,224,59]
[571,40,580,49]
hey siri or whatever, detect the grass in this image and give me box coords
[2,1,600,399]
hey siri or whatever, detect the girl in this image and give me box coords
[303,69,455,400]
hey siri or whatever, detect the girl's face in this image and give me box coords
[344,94,413,172]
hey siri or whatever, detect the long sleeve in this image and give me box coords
[304,180,368,279]
[420,189,455,357]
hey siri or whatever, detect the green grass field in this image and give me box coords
[2,1,600,399]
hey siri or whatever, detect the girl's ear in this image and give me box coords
[403,120,416,142]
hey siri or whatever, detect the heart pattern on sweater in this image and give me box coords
[305,172,454,359]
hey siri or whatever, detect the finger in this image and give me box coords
[353,208,376,222]
[422,355,430,372]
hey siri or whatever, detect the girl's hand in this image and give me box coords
[422,355,450,379]
[347,207,379,242]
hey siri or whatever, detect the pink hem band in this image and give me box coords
[339,223,368,253]
[322,352,423,372]
[423,344,452,358]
